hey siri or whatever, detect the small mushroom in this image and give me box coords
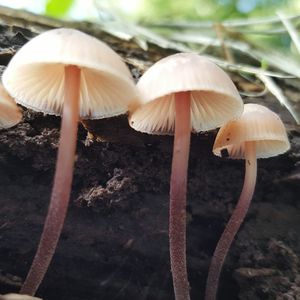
[0,83,22,128]
[0,294,42,300]
[2,28,138,295]
[129,53,243,300]
[205,103,290,300]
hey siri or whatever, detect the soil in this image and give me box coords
[0,9,300,300]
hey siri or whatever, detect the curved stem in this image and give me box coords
[20,65,80,295]
[205,141,257,300]
[170,91,191,300]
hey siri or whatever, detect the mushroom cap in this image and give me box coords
[0,294,42,300]
[213,103,290,159]
[2,28,138,119]
[0,83,22,129]
[129,53,243,134]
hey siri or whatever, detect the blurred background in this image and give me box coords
[0,0,299,21]
[0,0,299,52]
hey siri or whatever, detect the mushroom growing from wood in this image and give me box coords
[0,83,22,128]
[205,103,290,300]
[2,28,138,296]
[129,53,243,300]
[0,294,42,300]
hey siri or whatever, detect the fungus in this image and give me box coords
[0,83,22,128]
[0,294,42,300]
[205,103,290,300]
[129,53,243,300]
[2,28,138,295]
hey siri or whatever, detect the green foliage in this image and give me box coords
[135,0,296,22]
[45,0,74,18]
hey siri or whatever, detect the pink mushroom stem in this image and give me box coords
[21,65,81,295]
[205,141,257,300]
[169,91,191,300]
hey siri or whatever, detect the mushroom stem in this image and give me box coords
[20,65,81,296]
[169,91,191,300]
[205,141,257,300]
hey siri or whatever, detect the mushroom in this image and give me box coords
[2,28,138,295]
[205,103,290,300]
[0,294,42,300]
[0,83,22,128]
[129,53,243,300]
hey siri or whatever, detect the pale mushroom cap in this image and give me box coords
[129,53,243,134]
[0,294,42,300]
[0,83,22,129]
[213,103,290,159]
[2,28,138,119]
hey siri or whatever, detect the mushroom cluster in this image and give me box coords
[1,27,291,300]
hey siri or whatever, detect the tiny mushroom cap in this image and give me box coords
[0,294,42,300]
[129,52,243,134]
[2,28,138,119]
[0,83,22,128]
[213,103,290,159]
[206,103,290,300]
